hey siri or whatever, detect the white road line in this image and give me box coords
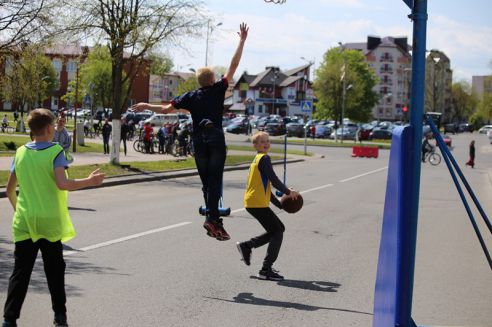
[64,222,192,256]
[339,167,388,183]
[64,167,388,256]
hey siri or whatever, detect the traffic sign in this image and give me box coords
[300,100,312,113]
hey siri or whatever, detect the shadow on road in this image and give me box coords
[68,207,96,212]
[206,292,372,315]
[252,277,341,292]
[0,237,117,297]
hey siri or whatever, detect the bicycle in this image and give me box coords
[423,148,441,165]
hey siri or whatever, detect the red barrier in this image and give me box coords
[352,146,379,158]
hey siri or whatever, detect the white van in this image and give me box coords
[145,113,179,127]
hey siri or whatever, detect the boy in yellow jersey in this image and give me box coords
[237,131,299,281]
[2,109,105,327]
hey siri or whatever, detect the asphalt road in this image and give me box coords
[0,132,491,326]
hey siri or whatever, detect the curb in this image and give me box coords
[0,158,304,198]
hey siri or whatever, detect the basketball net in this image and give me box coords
[264,0,286,4]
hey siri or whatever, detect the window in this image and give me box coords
[67,61,77,73]
[52,59,62,72]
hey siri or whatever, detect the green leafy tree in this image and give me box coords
[177,75,199,94]
[477,91,492,124]
[451,80,478,122]
[62,0,206,164]
[313,47,378,124]
[1,44,57,117]
[149,52,174,76]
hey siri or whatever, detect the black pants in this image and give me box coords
[121,137,127,155]
[245,207,285,270]
[103,136,110,154]
[4,239,66,322]
[193,128,226,221]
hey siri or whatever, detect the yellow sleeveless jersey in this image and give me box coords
[244,153,271,208]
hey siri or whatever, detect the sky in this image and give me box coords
[167,0,492,83]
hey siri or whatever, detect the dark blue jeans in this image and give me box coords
[193,128,226,222]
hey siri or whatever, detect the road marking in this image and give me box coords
[64,222,192,256]
[64,167,387,256]
[339,167,388,183]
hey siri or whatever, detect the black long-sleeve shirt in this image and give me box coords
[258,154,290,209]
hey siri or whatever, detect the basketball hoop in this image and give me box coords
[264,0,286,4]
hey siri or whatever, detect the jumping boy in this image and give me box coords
[132,23,249,241]
[236,131,300,281]
[2,109,105,327]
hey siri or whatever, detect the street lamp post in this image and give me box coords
[432,56,440,112]
[205,20,222,66]
[271,68,279,115]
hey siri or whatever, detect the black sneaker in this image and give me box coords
[2,320,17,327]
[258,268,284,281]
[236,242,252,266]
[53,313,68,327]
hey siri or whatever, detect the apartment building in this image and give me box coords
[344,36,412,121]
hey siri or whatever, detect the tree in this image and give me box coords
[451,80,478,122]
[477,92,492,124]
[177,75,199,94]
[61,0,206,164]
[313,47,379,123]
[0,0,58,55]
[149,52,173,76]
[1,43,57,119]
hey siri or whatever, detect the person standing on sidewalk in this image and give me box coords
[120,117,129,156]
[52,116,73,163]
[101,119,112,155]
[2,109,104,327]
[132,23,249,241]
[465,140,475,168]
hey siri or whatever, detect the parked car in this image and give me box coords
[265,122,286,136]
[314,124,332,138]
[145,113,179,127]
[225,121,248,134]
[487,130,492,144]
[478,125,492,134]
[458,123,472,133]
[444,123,457,134]
[286,122,305,137]
[330,127,357,140]
[369,128,393,140]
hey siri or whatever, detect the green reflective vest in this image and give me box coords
[12,144,75,243]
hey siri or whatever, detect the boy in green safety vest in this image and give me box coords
[2,109,105,327]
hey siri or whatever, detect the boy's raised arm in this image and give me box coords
[55,167,105,191]
[225,23,248,82]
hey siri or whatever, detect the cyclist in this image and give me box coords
[421,133,433,162]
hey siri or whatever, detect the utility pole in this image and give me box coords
[73,66,79,153]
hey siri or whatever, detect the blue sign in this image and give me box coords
[300,100,313,113]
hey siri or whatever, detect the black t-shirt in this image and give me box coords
[171,77,228,132]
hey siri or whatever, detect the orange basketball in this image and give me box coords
[281,194,303,213]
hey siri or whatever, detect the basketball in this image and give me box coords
[281,194,303,213]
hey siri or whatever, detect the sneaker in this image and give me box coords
[53,313,68,327]
[2,320,17,327]
[236,242,251,266]
[203,221,219,238]
[258,268,284,281]
[214,220,230,241]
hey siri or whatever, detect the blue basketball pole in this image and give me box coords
[373,1,428,326]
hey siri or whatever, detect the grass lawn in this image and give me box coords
[0,135,104,153]
[269,138,391,149]
[0,154,282,186]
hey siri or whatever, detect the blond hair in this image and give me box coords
[196,67,215,87]
[28,108,55,136]
[252,131,269,144]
